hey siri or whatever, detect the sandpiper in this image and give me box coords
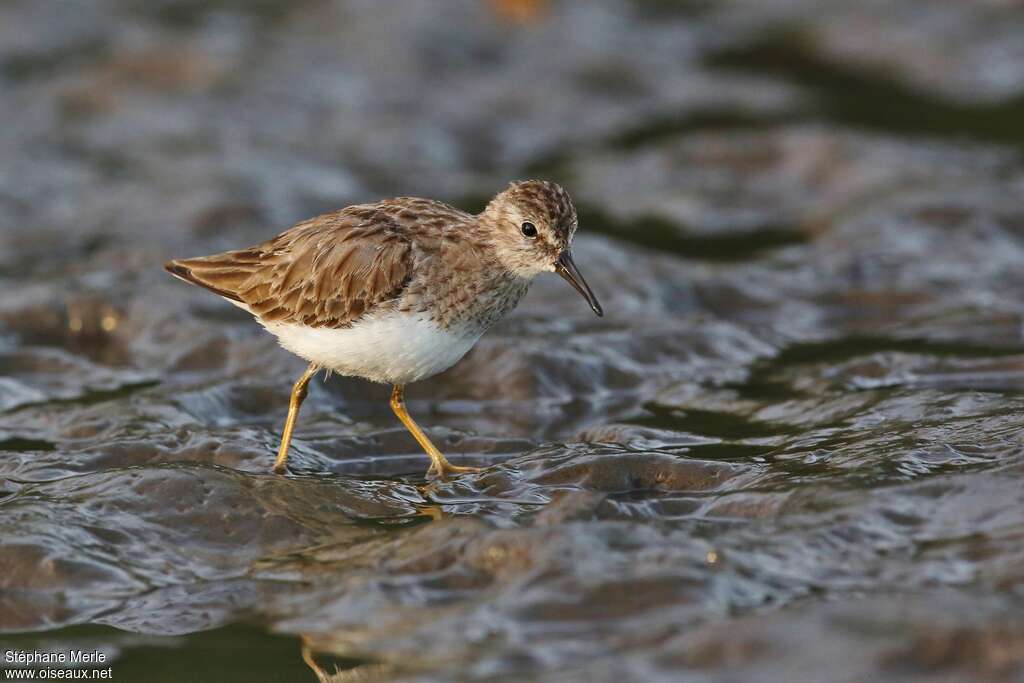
[165,180,603,479]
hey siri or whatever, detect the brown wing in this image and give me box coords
[165,206,415,328]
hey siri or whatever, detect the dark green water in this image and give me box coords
[2,626,310,682]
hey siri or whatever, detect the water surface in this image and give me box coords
[3,1,1024,681]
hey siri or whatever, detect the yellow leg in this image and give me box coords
[300,640,324,683]
[272,363,319,474]
[389,384,480,480]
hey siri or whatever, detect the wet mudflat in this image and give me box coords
[3,1,1024,681]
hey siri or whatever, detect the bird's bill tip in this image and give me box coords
[555,251,603,317]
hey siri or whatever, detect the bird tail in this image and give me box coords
[163,250,261,303]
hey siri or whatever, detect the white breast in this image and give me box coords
[261,311,481,385]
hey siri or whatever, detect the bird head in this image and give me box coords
[479,179,603,316]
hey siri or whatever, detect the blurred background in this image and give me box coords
[3,1,1024,681]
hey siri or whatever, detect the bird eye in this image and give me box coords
[521,222,537,238]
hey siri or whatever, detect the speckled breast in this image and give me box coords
[442,273,531,337]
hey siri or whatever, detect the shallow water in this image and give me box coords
[3,1,1024,681]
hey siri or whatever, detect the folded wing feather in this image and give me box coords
[164,207,415,329]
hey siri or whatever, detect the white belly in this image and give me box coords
[261,312,480,385]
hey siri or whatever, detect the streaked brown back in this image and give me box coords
[165,202,435,328]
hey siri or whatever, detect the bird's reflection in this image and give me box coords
[294,503,446,680]
[301,638,391,682]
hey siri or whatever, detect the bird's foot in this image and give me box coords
[428,461,482,480]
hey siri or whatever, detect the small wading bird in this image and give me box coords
[165,180,603,479]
